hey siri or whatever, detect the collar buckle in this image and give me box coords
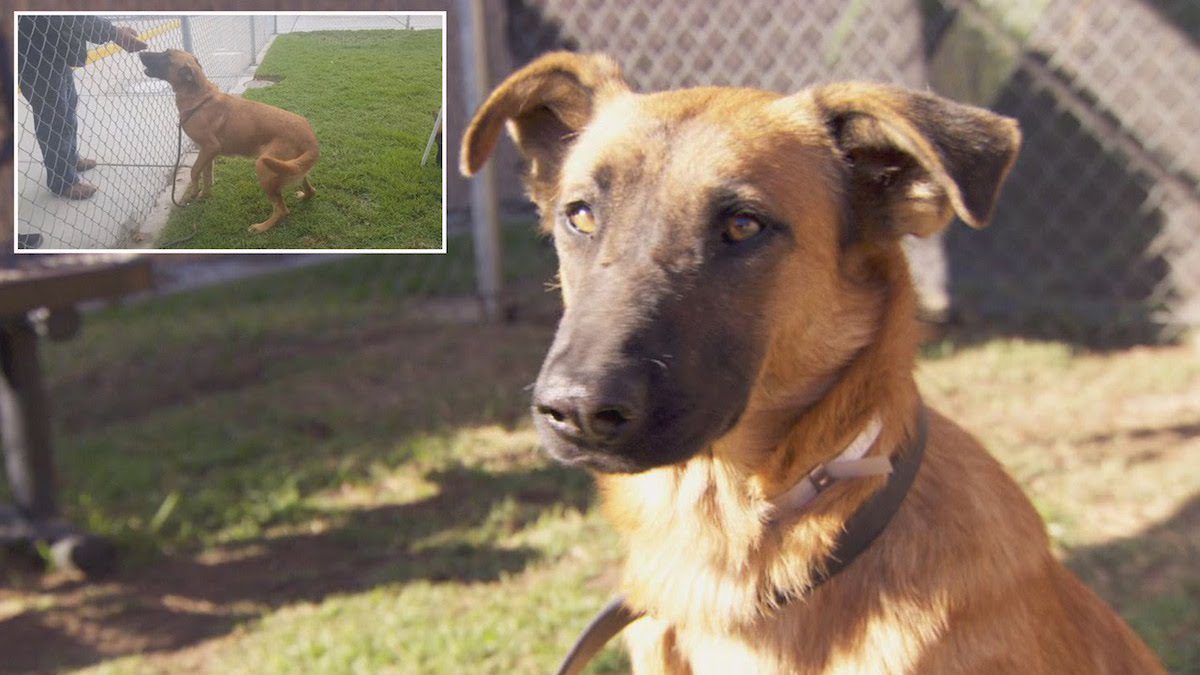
[809,465,836,492]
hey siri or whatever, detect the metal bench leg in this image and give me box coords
[0,315,116,577]
[0,316,58,520]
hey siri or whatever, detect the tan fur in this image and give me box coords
[148,49,319,233]
[463,52,1163,674]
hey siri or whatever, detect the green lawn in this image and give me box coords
[0,238,1195,672]
[156,30,442,250]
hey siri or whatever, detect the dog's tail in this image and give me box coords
[259,147,319,176]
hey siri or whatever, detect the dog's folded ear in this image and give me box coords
[461,52,628,204]
[814,83,1021,238]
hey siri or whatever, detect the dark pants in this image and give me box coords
[19,64,81,193]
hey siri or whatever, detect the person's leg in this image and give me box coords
[20,65,80,193]
[16,234,44,249]
[61,64,82,171]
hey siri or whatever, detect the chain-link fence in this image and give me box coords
[15,14,276,250]
[472,0,1199,343]
[14,13,443,252]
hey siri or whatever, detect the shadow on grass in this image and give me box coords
[0,249,582,672]
[1077,420,1200,447]
[0,461,592,674]
[1066,492,1200,673]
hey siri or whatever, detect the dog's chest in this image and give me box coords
[629,612,934,675]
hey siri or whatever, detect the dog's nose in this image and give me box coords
[534,376,644,446]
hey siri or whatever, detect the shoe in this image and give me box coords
[76,158,98,172]
[17,233,44,249]
[54,181,98,200]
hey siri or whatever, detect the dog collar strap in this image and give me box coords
[178,94,214,125]
[770,414,887,518]
[774,404,929,605]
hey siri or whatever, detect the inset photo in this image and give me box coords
[13,12,445,252]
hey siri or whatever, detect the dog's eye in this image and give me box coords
[722,213,763,243]
[566,202,597,235]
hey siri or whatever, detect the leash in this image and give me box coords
[554,596,643,675]
[555,405,929,674]
[169,117,190,209]
[169,94,214,208]
[159,95,214,248]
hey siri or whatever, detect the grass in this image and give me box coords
[156,30,442,250]
[0,242,1196,673]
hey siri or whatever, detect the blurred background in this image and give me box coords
[2,1,1198,674]
[450,0,1200,345]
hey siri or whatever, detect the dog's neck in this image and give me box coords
[708,244,919,486]
[753,244,921,495]
[175,80,219,112]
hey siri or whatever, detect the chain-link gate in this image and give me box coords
[14,14,281,250]
[491,0,1199,343]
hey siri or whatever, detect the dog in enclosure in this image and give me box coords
[462,53,1163,673]
[139,49,318,233]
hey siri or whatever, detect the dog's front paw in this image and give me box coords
[248,221,273,233]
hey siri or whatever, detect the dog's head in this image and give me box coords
[139,49,204,91]
[463,53,1019,474]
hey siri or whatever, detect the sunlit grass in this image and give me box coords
[157,30,442,250]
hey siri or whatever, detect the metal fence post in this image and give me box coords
[458,0,504,321]
[422,106,443,167]
[250,16,257,65]
[181,16,194,54]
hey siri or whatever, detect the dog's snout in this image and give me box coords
[588,405,635,438]
[139,51,167,77]
[534,376,644,447]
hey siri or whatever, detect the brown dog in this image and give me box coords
[463,53,1163,673]
[140,49,319,233]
